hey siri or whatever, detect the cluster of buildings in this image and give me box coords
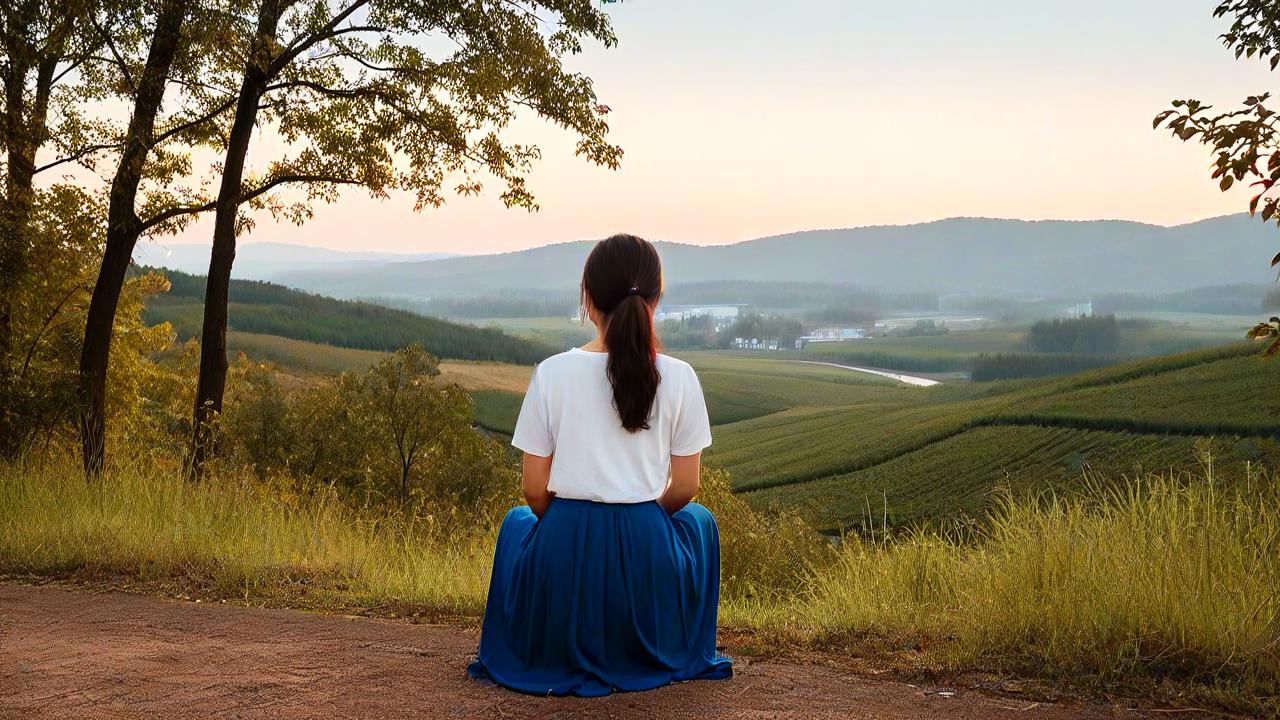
[653,304,743,326]
[1065,302,1094,319]
[730,337,780,350]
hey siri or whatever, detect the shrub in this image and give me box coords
[697,467,832,601]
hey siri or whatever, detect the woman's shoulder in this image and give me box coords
[533,348,602,377]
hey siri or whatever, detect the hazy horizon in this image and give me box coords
[168,1,1269,255]
[153,210,1254,259]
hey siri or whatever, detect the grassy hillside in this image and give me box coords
[225,331,532,393]
[143,267,552,364]
[698,344,1280,531]
[215,331,1279,533]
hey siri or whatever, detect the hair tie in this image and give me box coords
[628,286,639,296]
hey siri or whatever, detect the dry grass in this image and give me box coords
[437,360,532,393]
[1,457,1275,713]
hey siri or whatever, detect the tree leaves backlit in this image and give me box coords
[1155,0,1280,354]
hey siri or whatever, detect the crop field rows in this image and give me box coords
[694,346,1280,531]
[744,425,1274,532]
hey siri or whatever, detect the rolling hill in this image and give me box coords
[141,267,552,364]
[273,214,1279,299]
[689,345,1280,531]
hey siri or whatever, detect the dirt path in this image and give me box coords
[0,584,1198,719]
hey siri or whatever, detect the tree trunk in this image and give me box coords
[78,0,189,476]
[188,0,286,479]
[0,40,40,458]
[0,100,36,458]
[4,6,90,458]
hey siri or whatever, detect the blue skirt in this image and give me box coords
[467,498,733,697]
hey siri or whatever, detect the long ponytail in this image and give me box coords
[582,234,662,432]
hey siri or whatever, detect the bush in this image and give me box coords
[697,467,832,601]
[222,346,519,519]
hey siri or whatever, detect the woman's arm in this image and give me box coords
[521,452,554,518]
[659,452,701,515]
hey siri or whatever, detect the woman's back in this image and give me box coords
[511,348,712,504]
[469,234,731,696]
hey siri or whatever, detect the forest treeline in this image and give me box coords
[146,268,552,363]
[970,353,1119,382]
[1023,314,1121,355]
[1094,284,1273,316]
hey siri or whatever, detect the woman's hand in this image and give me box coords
[659,452,701,515]
[521,452,554,519]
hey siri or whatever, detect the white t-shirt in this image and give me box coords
[511,348,713,504]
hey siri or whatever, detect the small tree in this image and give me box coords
[1155,1,1280,354]
[363,345,469,503]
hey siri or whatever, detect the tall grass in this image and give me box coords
[1,457,1276,710]
[766,469,1280,709]
[0,456,496,614]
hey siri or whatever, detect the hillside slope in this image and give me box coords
[142,267,551,364]
[275,214,1277,298]
[697,345,1280,531]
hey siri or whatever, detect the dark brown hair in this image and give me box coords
[582,234,663,432]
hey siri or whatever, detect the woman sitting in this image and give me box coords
[468,233,733,697]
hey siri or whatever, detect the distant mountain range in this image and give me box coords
[268,215,1280,300]
[132,241,453,282]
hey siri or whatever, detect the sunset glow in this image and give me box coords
[162,0,1271,255]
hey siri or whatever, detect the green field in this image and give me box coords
[381,343,1280,532]
[681,353,902,424]
[700,344,1280,531]
[456,316,594,350]
[794,317,1253,375]
[217,328,1278,534]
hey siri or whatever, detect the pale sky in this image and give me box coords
[164,0,1272,255]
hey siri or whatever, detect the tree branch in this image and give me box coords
[151,94,239,146]
[90,15,135,94]
[270,0,370,76]
[34,142,120,174]
[139,172,362,231]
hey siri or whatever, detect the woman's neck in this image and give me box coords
[580,334,606,353]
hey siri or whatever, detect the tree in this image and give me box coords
[186,0,622,477]
[363,345,469,502]
[0,0,127,456]
[2,183,184,455]
[1155,0,1280,355]
[76,0,259,475]
[232,344,513,512]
